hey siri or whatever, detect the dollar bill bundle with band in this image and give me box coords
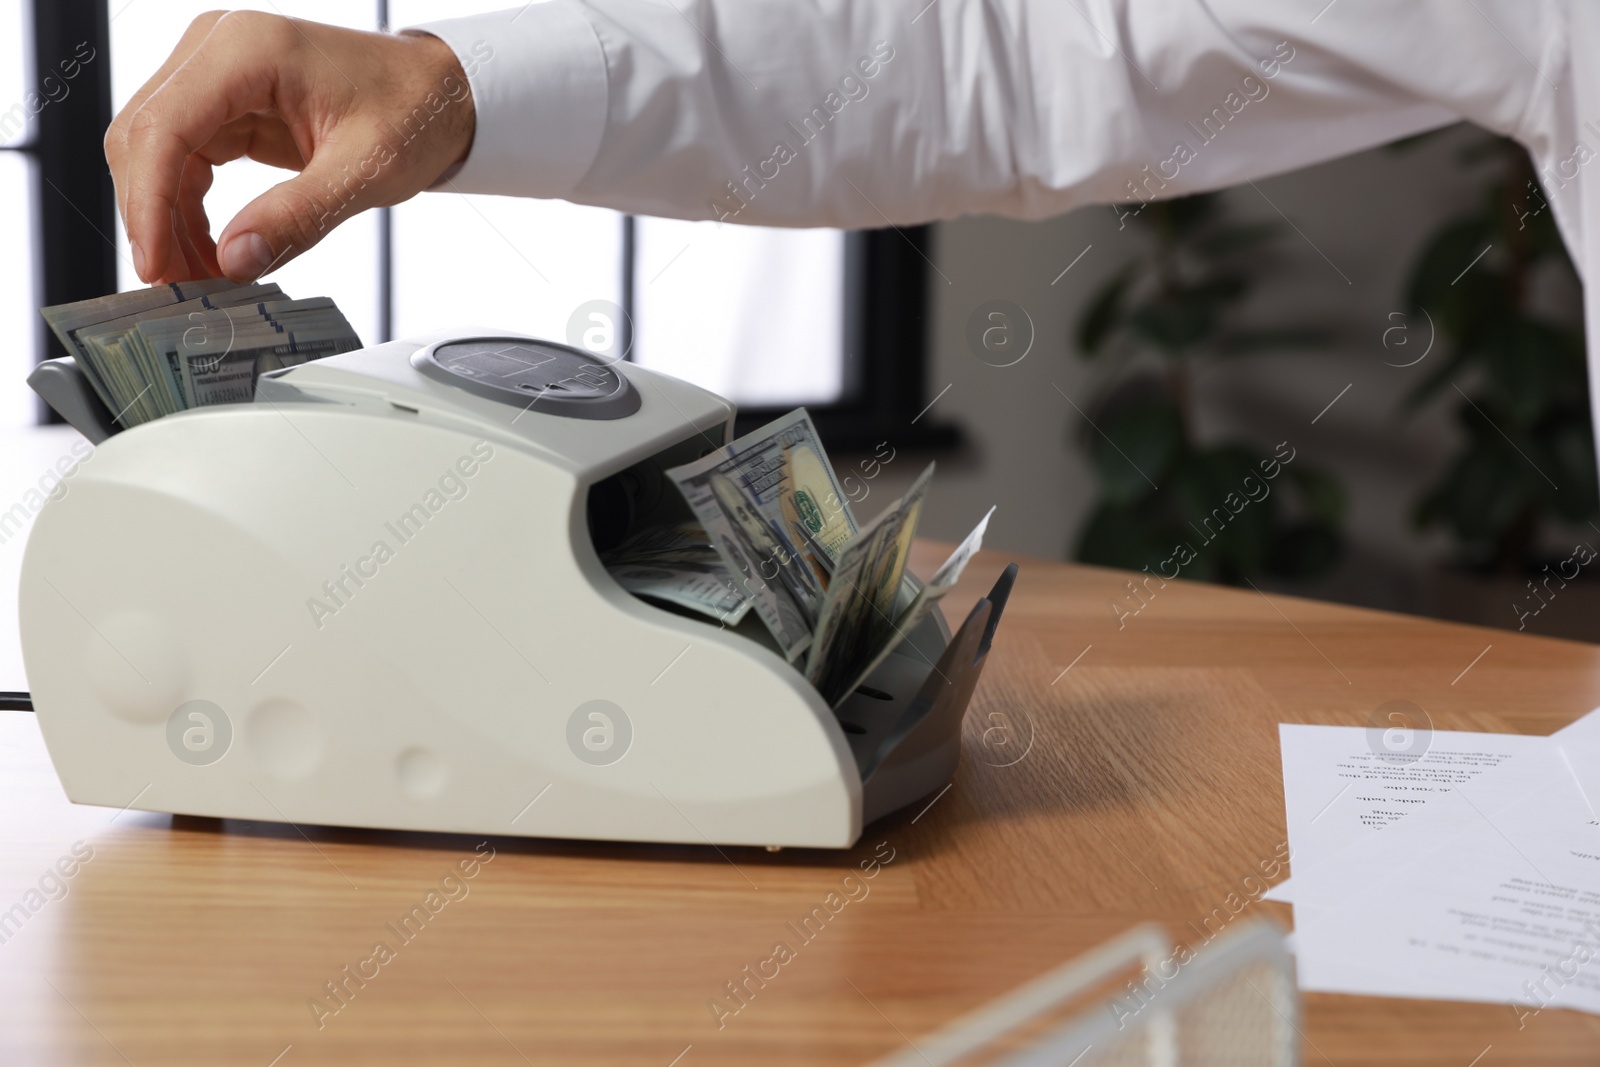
[41,281,362,429]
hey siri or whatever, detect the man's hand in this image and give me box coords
[105,11,475,285]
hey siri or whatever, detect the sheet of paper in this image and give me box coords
[1267,724,1553,904]
[1290,735,1600,1013]
[1555,705,1600,804]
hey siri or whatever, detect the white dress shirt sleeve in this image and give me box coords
[407,0,1565,231]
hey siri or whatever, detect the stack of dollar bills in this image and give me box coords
[41,281,362,429]
[605,409,994,707]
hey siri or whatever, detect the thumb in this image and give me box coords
[216,151,386,282]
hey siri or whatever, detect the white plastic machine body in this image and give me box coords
[19,331,1014,849]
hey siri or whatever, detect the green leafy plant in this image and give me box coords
[1403,136,1596,571]
[1071,193,1346,584]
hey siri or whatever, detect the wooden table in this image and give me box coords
[3,545,1599,1065]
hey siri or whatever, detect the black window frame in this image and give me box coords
[27,0,119,407]
[28,0,959,455]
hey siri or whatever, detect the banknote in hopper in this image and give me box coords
[776,421,858,580]
[805,463,934,705]
[146,299,360,409]
[41,279,245,420]
[177,320,361,407]
[39,284,363,427]
[73,284,286,423]
[666,409,859,660]
[829,505,995,705]
[126,296,337,413]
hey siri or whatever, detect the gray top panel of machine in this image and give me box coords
[411,337,640,420]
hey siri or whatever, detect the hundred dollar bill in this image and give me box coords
[41,279,243,419]
[805,463,934,705]
[666,409,859,660]
[603,522,754,624]
[829,505,994,705]
[75,284,286,423]
[131,295,323,412]
[777,423,858,580]
[176,318,361,408]
[132,297,348,412]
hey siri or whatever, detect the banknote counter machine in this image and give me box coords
[21,331,1015,849]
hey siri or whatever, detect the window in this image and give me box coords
[0,0,35,427]
[6,0,119,428]
[1,0,37,426]
[14,0,949,450]
[633,220,847,407]
[0,151,33,429]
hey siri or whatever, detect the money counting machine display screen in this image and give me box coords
[413,338,640,420]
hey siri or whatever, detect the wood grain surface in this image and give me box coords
[3,544,1599,1066]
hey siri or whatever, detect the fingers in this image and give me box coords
[145,118,304,283]
[174,154,220,281]
[105,10,227,235]
[121,12,305,282]
[215,139,395,281]
[110,17,475,285]
[209,34,477,282]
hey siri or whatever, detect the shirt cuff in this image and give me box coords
[406,3,610,198]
